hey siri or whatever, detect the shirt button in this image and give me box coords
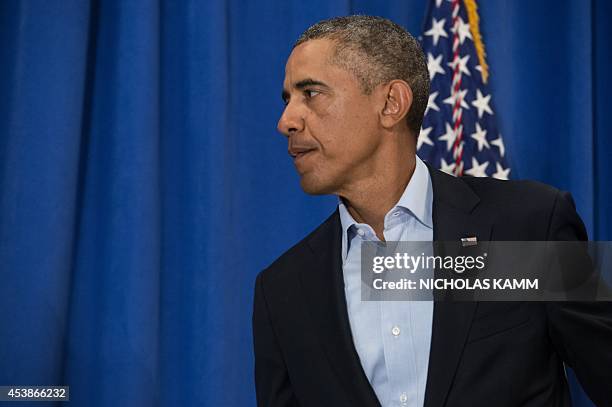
[393,211,400,217]
[391,325,401,336]
[357,229,365,236]
[400,393,408,403]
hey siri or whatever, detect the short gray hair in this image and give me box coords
[295,15,430,135]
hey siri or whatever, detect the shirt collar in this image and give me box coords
[395,155,433,229]
[338,198,357,262]
[338,156,433,260]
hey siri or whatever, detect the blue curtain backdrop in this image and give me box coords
[0,1,610,406]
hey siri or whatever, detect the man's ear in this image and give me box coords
[379,80,413,129]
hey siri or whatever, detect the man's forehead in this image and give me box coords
[283,39,338,88]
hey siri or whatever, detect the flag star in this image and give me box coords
[439,122,458,151]
[470,123,489,151]
[417,126,434,150]
[464,157,489,177]
[440,157,456,175]
[447,54,471,76]
[427,53,445,81]
[492,162,511,180]
[424,18,448,46]
[491,135,506,157]
[426,91,440,114]
[443,88,470,110]
[450,17,473,44]
[471,89,493,118]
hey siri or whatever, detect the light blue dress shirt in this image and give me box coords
[338,156,434,407]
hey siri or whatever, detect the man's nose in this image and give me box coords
[277,102,304,137]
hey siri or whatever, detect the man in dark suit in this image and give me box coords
[253,15,612,406]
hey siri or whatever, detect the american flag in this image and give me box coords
[417,0,510,179]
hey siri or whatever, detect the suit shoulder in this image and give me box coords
[458,176,585,239]
[461,176,559,200]
[257,210,338,283]
[461,176,562,211]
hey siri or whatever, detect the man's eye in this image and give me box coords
[305,90,320,98]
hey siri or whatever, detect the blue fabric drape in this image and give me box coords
[0,1,609,406]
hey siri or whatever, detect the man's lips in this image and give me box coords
[288,148,317,159]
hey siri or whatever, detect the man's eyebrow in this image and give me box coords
[295,78,330,89]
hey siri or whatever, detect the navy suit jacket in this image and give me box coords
[253,165,612,407]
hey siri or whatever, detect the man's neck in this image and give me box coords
[339,151,417,241]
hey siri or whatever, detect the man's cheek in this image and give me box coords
[311,97,336,117]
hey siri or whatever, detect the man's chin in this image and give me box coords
[299,175,336,196]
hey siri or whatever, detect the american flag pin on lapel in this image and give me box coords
[461,236,478,247]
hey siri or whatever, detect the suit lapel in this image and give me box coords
[300,211,381,407]
[424,165,493,407]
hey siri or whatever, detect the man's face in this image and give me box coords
[278,39,383,195]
